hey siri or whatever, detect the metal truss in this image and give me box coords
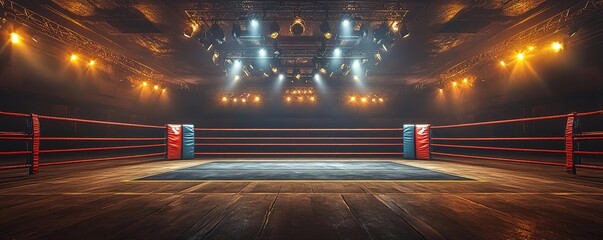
[414,0,603,90]
[185,1,408,22]
[0,0,181,87]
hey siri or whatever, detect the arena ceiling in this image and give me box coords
[9,0,585,90]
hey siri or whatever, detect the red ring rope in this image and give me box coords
[0,151,32,155]
[575,151,603,155]
[195,143,402,146]
[432,137,564,141]
[576,110,603,117]
[0,137,32,141]
[575,132,603,137]
[432,152,565,166]
[40,137,165,141]
[40,144,165,154]
[37,115,165,129]
[195,152,402,155]
[0,111,30,117]
[39,152,165,166]
[194,128,403,131]
[0,164,31,170]
[432,113,570,129]
[576,164,603,170]
[194,137,401,140]
[574,137,603,141]
[432,143,565,154]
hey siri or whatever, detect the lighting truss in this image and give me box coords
[185,1,409,22]
[0,0,185,88]
[414,0,603,90]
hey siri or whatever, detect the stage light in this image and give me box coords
[310,96,315,102]
[250,19,259,28]
[222,96,228,102]
[272,67,278,73]
[162,88,166,93]
[234,75,241,81]
[352,60,360,68]
[286,96,291,102]
[88,60,95,66]
[234,60,242,68]
[319,67,327,74]
[372,98,376,103]
[142,81,148,87]
[154,85,159,90]
[10,33,20,43]
[391,21,401,33]
[379,98,384,102]
[342,19,350,27]
[528,46,535,51]
[269,21,280,39]
[374,52,382,65]
[552,42,563,52]
[314,73,320,81]
[353,75,359,81]
[297,96,304,102]
[290,16,305,36]
[333,48,342,57]
[259,48,267,57]
[278,73,285,81]
[452,81,458,87]
[463,78,468,84]
[500,60,506,67]
[293,69,301,80]
[233,98,238,103]
[70,54,78,62]
[516,53,525,61]
[242,98,247,103]
[350,96,356,102]
[438,88,443,93]
[361,97,367,103]
[183,22,199,38]
[320,21,332,39]
[254,96,260,102]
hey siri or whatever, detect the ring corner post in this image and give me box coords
[28,114,40,175]
[565,113,577,175]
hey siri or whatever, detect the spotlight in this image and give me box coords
[222,96,228,102]
[379,98,384,102]
[352,60,360,68]
[286,96,292,102]
[333,48,342,57]
[463,78,468,84]
[259,48,267,57]
[278,73,285,81]
[88,60,95,66]
[350,96,356,102]
[372,98,376,103]
[551,42,563,52]
[390,21,401,33]
[272,67,278,73]
[320,21,332,39]
[353,75,359,81]
[234,60,242,68]
[516,53,525,61]
[452,81,458,87]
[499,60,506,67]
[310,96,315,102]
[154,84,159,90]
[528,46,536,51]
[254,96,260,102]
[319,67,327,74]
[361,97,367,103]
[70,54,78,62]
[233,98,238,103]
[183,21,199,38]
[10,33,20,43]
[269,21,280,39]
[290,16,305,36]
[234,75,241,81]
[250,19,259,28]
[314,73,320,80]
[438,88,443,93]
[142,81,148,87]
[242,98,247,103]
[374,52,382,65]
[293,69,301,80]
[342,19,351,27]
[162,88,166,93]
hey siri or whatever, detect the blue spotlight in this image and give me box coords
[250,19,259,28]
[333,48,342,57]
[342,19,350,27]
[259,48,267,57]
[352,59,360,68]
[314,73,320,81]
[234,60,242,67]
[278,73,285,81]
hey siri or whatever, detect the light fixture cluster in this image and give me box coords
[141,81,167,93]
[220,93,262,104]
[347,94,386,105]
[284,87,317,103]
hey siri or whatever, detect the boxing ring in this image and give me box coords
[0,110,602,176]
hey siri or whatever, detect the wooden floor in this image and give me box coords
[1,158,602,240]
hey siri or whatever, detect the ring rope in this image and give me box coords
[432,137,564,141]
[195,143,402,146]
[432,152,565,166]
[432,114,570,129]
[194,128,403,131]
[432,143,565,154]
[40,137,165,141]
[40,144,166,154]
[39,152,165,166]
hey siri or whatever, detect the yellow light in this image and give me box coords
[391,21,400,32]
[254,96,260,102]
[222,96,228,102]
[324,32,332,39]
[297,96,304,102]
[10,33,20,43]
[233,98,238,103]
[286,96,291,102]
[142,81,148,87]
[295,74,301,80]
[361,97,367,103]
[372,98,376,103]
[500,60,506,67]
[88,60,95,66]
[234,75,240,81]
[162,88,166,93]
[438,88,443,93]
[516,53,524,61]
[528,46,535,51]
[319,68,327,74]
[272,67,278,73]
[452,81,458,87]
[154,85,159,90]
[242,98,247,103]
[270,32,279,39]
[463,78,468,84]
[379,98,384,102]
[350,96,356,102]
[70,54,78,62]
[310,96,315,102]
[551,42,563,52]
